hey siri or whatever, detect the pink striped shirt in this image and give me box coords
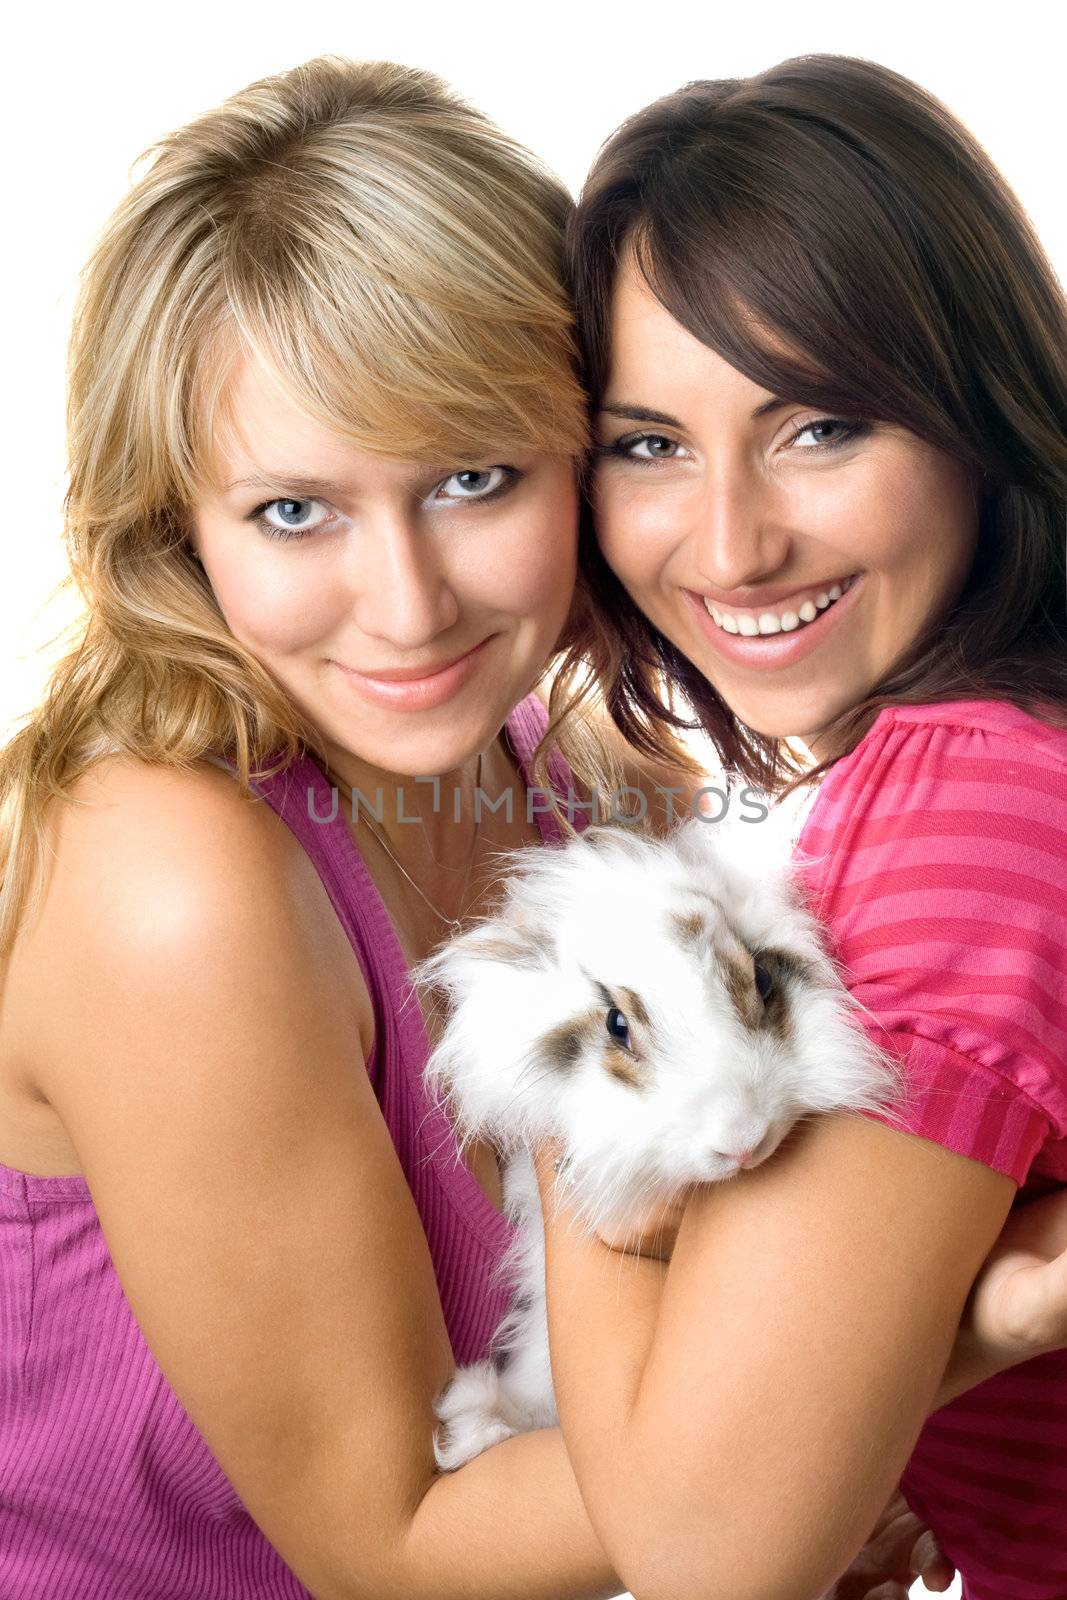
[0,695,566,1599]
[796,698,1067,1600]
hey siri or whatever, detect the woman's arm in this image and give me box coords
[535,1112,1016,1600]
[21,757,620,1600]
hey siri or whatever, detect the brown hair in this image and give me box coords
[552,54,1067,794]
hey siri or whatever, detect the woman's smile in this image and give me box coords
[696,571,859,632]
[329,633,498,711]
[594,259,980,745]
[683,571,864,671]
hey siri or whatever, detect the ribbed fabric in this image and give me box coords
[795,699,1067,1600]
[0,693,565,1599]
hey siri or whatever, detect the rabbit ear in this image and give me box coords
[413,895,558,1019]
[576,823,628,851]
[444,919,552,972]
[416,899,568,1149]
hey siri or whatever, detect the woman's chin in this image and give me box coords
[701,675,869,748]
[712,696,829,746]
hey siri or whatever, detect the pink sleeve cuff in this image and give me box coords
[859,1029,1050,1185]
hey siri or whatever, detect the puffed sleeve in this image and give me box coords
[794,705,1067,1184]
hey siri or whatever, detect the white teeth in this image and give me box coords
[703,576,857,638]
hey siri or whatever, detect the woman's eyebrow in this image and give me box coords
[750,396,792,419]
[599,403,682,427]
[224,472,350,496]
[223,463,457,497]
[600,397,793,426]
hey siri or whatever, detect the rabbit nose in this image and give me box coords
[712,1124,772,1170]
[708,1143,756,1168]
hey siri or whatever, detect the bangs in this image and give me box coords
[196,135,589,475]
[588,85,992,473]
[630,223,843,401]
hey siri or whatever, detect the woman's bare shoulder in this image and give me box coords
[56,750,287,847]
[11,753,371,1090]
[42,752,307,916]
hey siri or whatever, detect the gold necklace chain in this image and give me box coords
[321,751,484,935]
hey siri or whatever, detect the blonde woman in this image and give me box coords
[0,56,627,1600]
[0,52,1060,1600]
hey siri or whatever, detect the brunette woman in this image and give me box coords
[538,54,1067,1600]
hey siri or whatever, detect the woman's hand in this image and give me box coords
[532,1143,690,1261]
[965,1185,1067,1357]
[593,1191,692,1261]
[938,1185,1067,1407]
[818,1488,954,1598]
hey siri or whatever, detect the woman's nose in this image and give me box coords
[689,464,791,595]
[352,509,459,647]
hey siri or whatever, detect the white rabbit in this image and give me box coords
[416,817,900,1472]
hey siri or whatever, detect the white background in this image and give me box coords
[5,3,1063,1592]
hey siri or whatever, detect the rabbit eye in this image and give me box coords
[605,1006,631,1049]
[753,960,775,1004]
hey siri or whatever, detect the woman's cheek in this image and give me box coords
[490,487,579,624]
[209,548,344,657]
[507,527,576,613]
[594,480,673,591]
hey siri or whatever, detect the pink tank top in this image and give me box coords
[0,694,566,1599]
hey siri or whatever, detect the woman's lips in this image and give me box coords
[330,634,496,710]
[683,574,864,671]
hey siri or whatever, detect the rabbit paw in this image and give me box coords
[432,1359,519,1472]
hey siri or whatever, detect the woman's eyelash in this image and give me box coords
[595,417,871,464]
[433,465,521,504]
[593,434,683,463]
[248,468,521,542]
[785,417,870,450]
[249,500,328,541]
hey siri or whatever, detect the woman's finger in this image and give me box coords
[818,1489,953,1599]
[910,1527,956,1591]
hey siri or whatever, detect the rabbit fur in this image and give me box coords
[415,816,899,1471]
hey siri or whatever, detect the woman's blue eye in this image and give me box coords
[434,466,513,502]
[253,498,330,540]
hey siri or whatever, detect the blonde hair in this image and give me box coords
[0,55,590,954]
